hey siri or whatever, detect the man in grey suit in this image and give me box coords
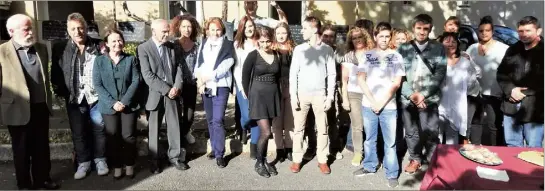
[138,19,186,173]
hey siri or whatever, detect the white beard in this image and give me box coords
[15,36,36,47]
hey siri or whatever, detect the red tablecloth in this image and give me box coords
[420,144,544,190]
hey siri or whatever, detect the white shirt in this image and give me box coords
[416,41,428,52]
[198,37,224,96]
[358,49,406,110]
[75,46,98,105]
[466,41,509,97]
[439,57,473,136]
[234,41,257,94]
[341,51,364,93]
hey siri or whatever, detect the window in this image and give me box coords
[458,1,470,8]
[403,1,412,5]
[169,1,197,19]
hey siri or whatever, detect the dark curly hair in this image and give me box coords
[169,14,201,42]
[438,32,461,58]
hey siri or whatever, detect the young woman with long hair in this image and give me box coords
[340,27,375,166]
[271,22,296,163]
[233,16,261,159]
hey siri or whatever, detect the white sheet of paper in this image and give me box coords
[476,166,510,182]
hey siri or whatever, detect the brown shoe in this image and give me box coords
[290,163,301,173]
[404,160,421,174]
[318,163,331,174]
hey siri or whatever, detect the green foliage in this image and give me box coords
[124,42,139,56]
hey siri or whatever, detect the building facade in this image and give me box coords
[1,1,543,54]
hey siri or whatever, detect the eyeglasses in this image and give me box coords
[259,40,272,44]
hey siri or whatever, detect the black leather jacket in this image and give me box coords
[50,36,102,101]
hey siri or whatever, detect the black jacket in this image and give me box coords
[497,37,544,123]
[50,36,102,101]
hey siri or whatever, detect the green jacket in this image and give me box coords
[397,40,447,107]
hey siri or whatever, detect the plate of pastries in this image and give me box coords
[459,144,503,166]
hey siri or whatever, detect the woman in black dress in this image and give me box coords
[242,26,282,178]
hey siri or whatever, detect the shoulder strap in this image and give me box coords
[410,40,435,75]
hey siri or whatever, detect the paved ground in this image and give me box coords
[0,150,426,190]
[0,95,427,190]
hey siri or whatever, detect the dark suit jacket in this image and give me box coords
[92,54,141,115]
[137,39,183,110]
[0,40,50,126]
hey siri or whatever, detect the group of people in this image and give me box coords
[1,0,543,189]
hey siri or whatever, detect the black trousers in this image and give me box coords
[66,98,105,163]
[103,111,137,168]
[8,103,51,189]
[467,96,483,144]
[478,95,504,146]
[180,82,197,136]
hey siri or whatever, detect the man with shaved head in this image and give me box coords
[0,14,59,189]
[138,19,186,173]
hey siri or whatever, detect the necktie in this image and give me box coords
[160,45,172,83]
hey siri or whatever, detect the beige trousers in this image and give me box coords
[292,93,330,163]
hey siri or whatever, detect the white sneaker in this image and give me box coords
[95,158,109,176]
[74,162,91,180]
[186,130,196,144]
[336,152,344,160]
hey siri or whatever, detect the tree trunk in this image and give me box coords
[221,1,228,21]
[201,0,205,23]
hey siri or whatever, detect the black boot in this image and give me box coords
[254,161,270,178]
[265,162,278,176]
[285,148,293,162]
[250,144,257,160]
[275,149,286,163]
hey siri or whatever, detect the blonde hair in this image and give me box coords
[345,27,374,52]
[389,28,413,49]
[272,22,296,53]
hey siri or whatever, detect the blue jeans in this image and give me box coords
[362,107,399,179]
[346,127,353,148]
[503,115,544,148]
[90,103,104,127]
[236,90,260,144]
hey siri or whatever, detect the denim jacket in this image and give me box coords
[397,40,447,107]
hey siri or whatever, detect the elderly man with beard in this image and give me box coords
[0,14,60,190]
